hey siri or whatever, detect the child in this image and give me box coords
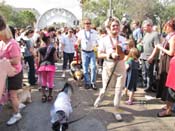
[37,33,58,102]
[124,48,140,105]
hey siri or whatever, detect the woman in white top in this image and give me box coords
[61,28,76,77]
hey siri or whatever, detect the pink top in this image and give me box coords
[0,39,22,74]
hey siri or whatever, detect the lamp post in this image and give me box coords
[109,0,112,18]
[154,14,162,33]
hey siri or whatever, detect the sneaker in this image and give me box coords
[114,113,123,122]
[144,88,152,92]
[84,84,91,89]
[7,113,22,125]
[61,73,65,78]
[91,84,97,90]
[19,103,26,110]
[94,96,102,108]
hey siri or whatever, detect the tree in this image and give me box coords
[82,0,109,27]
[82,0,175,29]
[0,2,14,22]
[0,2,36,28]
[17,10,36,27]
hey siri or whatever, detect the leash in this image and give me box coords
[105,60,119,90]
[68,110,91,125]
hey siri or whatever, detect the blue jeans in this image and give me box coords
[81,51,96,85]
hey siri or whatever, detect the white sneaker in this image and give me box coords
[19,103,26,110]
[61,73,65,77]
[7,113,22,125]
[94,96,102,108]
[114,113,123,122]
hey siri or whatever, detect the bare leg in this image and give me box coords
[166,101,173,114]
[48,88,53,101]
[48,88,52,96]
[9,90,20,113]
[128,91,134,102]
[42,86,46,96]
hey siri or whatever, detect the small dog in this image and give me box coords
[70,61,84,81]
[51,82,73,131]
[17,86,32,104]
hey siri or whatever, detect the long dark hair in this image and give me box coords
[41,33,50,45]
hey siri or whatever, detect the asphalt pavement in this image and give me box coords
[0,62,175,131]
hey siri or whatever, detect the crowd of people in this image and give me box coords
[0,13,175,126]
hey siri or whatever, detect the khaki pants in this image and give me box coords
[99,60,126,108]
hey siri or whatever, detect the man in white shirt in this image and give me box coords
[76,18,98,90]
[94,17,127,121]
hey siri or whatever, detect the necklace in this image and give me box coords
[109,35,119,50]
[84,30,91,44]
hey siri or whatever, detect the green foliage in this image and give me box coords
[17,10,36,27]
[82,0,175,29]
[0,2,14,22]
[0,2,36,28]
[82,0,108,27]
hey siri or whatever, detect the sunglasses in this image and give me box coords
[84,22,91,25]
[112,24,119,27]
[146,24,151,26]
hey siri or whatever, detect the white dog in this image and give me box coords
[51,82,73,131]
[17,87,32,110]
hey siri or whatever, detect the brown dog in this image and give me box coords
[70,61,84,81]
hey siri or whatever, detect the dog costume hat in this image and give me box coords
[50,83,73,131]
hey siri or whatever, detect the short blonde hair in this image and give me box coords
[0,26,13,40]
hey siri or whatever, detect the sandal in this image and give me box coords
[125,100,133,105]
[47,95,53,102]
[42,95,47,103]
[157,111,172,117]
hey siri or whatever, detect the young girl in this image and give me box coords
[124,47,140,105]
[37,33,58,102]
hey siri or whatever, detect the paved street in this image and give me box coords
[0,62,175,131]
